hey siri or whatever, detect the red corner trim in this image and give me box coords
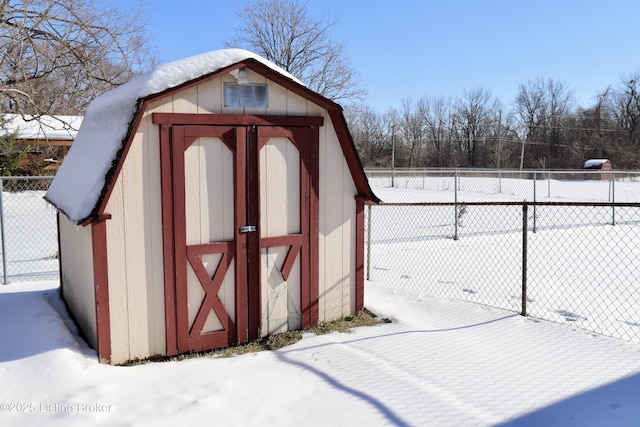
[355,197,366,312]
[91,216,111,364]
[56,213,64,299]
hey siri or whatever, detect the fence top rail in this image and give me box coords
[0,176,55,180]
[376,201,640,207]
[365,168,638,173]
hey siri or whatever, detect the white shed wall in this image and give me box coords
[104,108,166,364]
[318,116,358,321]
[58,214,97,348]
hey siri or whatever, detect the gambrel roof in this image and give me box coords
[45,49,377,223]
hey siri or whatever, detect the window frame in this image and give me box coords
[224,82,269,108]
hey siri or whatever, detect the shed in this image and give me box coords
[583,158,612,180]
[45,49,378,364]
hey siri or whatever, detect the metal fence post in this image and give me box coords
[608,169,614,203]
[366,204,372,280]
[533,171,537,233]
[454,170,459,240]
[611,171,616,226]
[0,179,7,285]
[522,202,528,317]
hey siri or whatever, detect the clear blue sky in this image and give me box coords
[117,0,639,111]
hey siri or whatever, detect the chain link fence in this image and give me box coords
[367,168,640,203]
[0,177,58,284]
[365,169,640,344]
[3,171,640,345]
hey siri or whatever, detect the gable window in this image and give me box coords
[224,83,268,107]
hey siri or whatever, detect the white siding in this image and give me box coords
[104,108,166,364]
[59,214,97,348]
[318,116,358,321]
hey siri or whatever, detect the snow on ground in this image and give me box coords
[365,176,640,344]
[1,280,639,426]
[2,174,640,425]
[367,219,640,344]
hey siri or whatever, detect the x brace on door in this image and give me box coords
[186,243,237,344]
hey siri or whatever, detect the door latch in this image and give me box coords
[240,225,257,233]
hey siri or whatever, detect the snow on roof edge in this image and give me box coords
[583,159,611,168]
[46,49,302,223]
[1,114,83,141]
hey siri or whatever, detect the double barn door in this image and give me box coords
[157,115,320,355]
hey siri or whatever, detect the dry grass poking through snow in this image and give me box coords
[122,309,391,365]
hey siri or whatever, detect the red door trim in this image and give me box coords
[257,125,319,329]
[280,244,302,282]
[261,234,304,248]
[234,127,249,344]
[246,126,261,341]
[308,126,320,327]
[159,119,321,355]
[159,123,178,356]
[172,125,238,353]
[171,125,190,353]
[298,128,313,328]
[186,248,236,346]
[153,112,323,128]
[160,124,241,355]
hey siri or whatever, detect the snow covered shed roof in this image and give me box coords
[45,48,376,223]
[2,114,83,141]
[583,159,611,169]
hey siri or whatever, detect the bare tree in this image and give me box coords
[611,72,640,144]
[545,79,574,165]
[417,95,457,167]
[398,99,426,168]
[563,86,611,167]
[515,78,574,167]
[1,0,156,116]
[515,79,547,142]
[345,105,387,167]
[455,88,499,167]
[225,0,366,105]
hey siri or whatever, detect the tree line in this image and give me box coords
[347,76,640,170]
[226,1,640,170]
[2,0,639,174]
